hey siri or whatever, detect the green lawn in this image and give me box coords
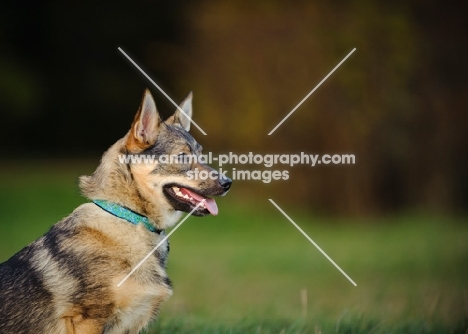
[0,161,467,333]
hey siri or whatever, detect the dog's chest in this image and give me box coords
[109,235,172,333]
[109,281,172,333]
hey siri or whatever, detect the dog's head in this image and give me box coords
[81,89,231,228]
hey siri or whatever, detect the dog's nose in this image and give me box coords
[219,176,232,191]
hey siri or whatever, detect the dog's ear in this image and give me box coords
[126,89,161,151]
[166,92,192,131]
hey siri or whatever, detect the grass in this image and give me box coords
[0,160,467,333]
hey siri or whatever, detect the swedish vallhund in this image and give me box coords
[0,89,232,333]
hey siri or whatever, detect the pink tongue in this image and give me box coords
[180,188,219,216]
[204,198,218,216]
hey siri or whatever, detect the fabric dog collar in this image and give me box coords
[92,199,161,233]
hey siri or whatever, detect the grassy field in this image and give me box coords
[0,161,467,333]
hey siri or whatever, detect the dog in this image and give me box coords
[0,89,232,334]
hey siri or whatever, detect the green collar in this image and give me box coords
[92,199,161,233]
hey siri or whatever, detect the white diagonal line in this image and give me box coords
[118,47,207,136]
[269,199,357,286]
[117,200,206,287]
[268,48,356,135]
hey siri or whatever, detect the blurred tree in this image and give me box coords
[159,0,467,214]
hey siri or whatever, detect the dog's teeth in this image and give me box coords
[172,187,198,202]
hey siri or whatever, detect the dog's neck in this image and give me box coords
[92,199,163,233]
[79,138,178,231]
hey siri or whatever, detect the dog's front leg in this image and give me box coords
[63,316,104,334]
[64,317,75,334]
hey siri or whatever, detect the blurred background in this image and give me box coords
[1,0,468,214]
[0,0,467,332]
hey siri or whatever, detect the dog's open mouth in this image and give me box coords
[163,185,218,216]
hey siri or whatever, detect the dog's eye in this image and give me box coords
[177,152,188,163]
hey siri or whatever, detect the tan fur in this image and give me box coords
[0,89,231,334]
